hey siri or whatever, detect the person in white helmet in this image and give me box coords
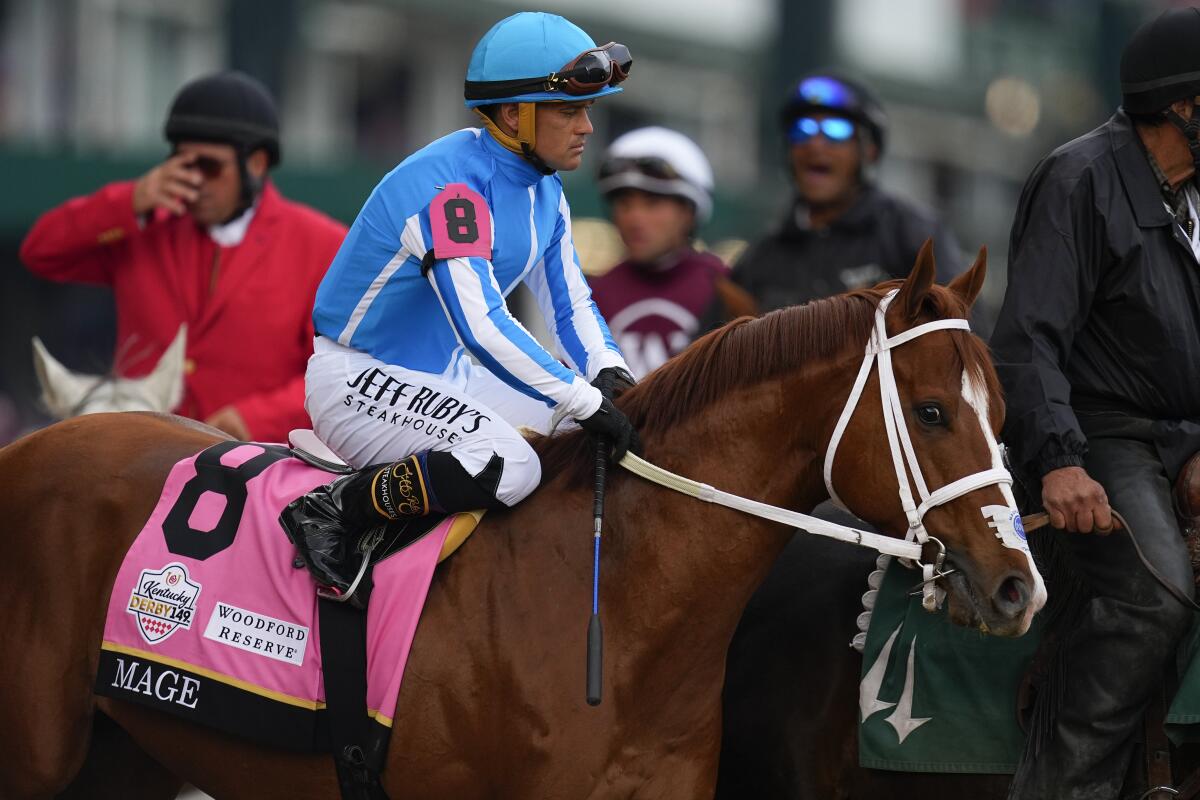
[589,127,756,378]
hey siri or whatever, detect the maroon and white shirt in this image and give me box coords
[589,248,730,378]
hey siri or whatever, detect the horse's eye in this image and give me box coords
[917,404,944,426]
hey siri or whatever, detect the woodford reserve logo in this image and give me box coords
[203,602,309,667]
[126,562,202,644]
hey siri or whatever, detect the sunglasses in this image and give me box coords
[787,116,856,144]
[464,42,633,101]
[598,155,680,182]
[191,155,230,179]
[172,151,231,179]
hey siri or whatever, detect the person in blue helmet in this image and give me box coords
[280,12,639,599]
[733,72,963,313]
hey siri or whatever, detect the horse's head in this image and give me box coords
[826,243,1046,636]
[33,325,187,418]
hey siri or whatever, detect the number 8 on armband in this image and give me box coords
[429,183,493,260]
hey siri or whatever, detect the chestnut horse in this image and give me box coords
[0,245,1042,799]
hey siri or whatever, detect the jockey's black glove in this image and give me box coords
[577,397,641,463]
[590,366,636,401]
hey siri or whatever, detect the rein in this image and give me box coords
[1023,511,1200,613]
[618,290,1017,611]
[619,452,924,561]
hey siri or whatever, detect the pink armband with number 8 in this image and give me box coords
[429,183,492,260]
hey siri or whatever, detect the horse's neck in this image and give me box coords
[602,360,852,699]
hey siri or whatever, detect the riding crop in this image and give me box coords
[586,438,608,706]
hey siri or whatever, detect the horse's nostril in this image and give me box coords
[994,575,1030,618]
[1003,579,1020,604]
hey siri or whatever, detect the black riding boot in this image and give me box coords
[1008,431,1194,800]
[279,451,505,603]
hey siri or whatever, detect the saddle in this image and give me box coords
[1176,451,1200,585]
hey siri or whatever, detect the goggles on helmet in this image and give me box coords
[464,42,632,101]
[795,76,860,111]
[787,116,856,144]
[598,155,681,182]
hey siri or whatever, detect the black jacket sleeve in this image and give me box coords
[990,160,1107,478]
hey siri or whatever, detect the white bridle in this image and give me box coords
[620,289,1022,612]
[822,290,1013,607]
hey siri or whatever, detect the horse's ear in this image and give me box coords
[141,324,187,412]
[893,238,937,322]
[948,246,988,309]
[31,337,93,418]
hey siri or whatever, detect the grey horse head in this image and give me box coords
[32,325,187,418]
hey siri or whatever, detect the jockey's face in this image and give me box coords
[533,100,594,171]
[172,141,268,226]
[610,189,694,264]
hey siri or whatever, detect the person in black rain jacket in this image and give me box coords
[733,71,962,312]
[992,8,1200,799]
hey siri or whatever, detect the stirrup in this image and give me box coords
[316,527,385,605]
[1135,788,1179,800]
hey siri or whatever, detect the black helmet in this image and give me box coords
[1120,7,1200,116]
[781,71,888,153]
[164,71,281,165]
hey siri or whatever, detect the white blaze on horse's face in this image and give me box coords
[960,370,1048,630]
[33,326,186,419]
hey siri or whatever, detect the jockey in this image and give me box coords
[281,12,639,595]
[589,126,757,377]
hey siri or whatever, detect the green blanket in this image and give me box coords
[858,557,1043,773]
[860,557,1200,772]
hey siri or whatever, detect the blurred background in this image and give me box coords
[0,0,1170,442]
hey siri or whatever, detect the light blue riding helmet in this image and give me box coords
[464,12,628,108]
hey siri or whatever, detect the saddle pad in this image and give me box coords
[858,557,1044,773]
[94,440,473,751]
[1165,620,1200,746]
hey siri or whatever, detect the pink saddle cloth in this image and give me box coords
[95,441,453,751]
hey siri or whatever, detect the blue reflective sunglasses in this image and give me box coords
[787,116,856,144]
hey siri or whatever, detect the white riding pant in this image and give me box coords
[305,337,553,507]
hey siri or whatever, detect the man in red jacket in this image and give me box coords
[20,71,346,442]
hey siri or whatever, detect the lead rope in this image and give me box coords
[1022,511,1200,614]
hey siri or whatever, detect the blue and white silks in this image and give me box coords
[313,127,627,421]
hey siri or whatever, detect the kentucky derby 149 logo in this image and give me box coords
[126,562,202,644]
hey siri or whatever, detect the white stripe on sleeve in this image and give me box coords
[337,213,426,346]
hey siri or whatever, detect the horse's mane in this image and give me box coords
[532,282,999,487]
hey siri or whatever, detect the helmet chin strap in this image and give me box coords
[223,145,264,225]
[473,105,555,175]
[1166,101,1200,172]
